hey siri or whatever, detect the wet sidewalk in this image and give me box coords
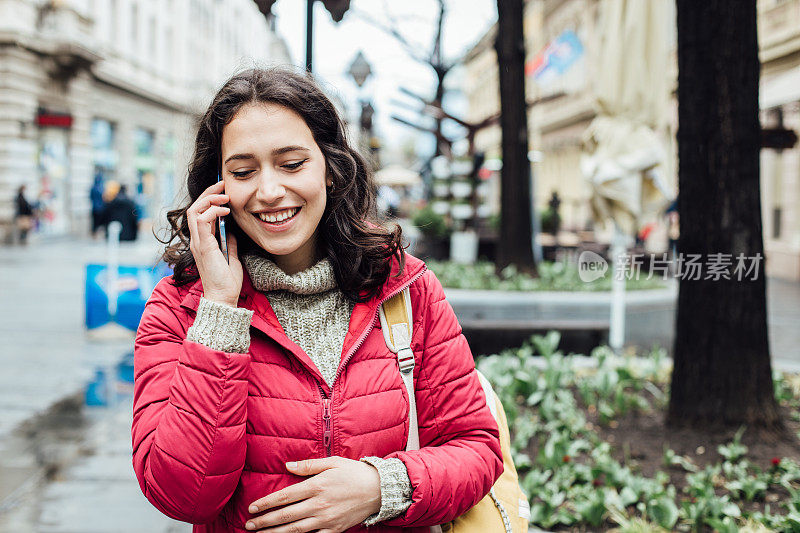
[0,236,163,438]
[0,235,181,532]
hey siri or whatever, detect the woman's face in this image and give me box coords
[221,103,330,275]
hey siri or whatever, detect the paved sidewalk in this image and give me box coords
[768,277,800,372]
[36,399,187,533]
[0,236,162,438]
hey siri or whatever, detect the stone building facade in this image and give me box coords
[759,0,800,280]
[464,0,800,280]
[0,0,290,241]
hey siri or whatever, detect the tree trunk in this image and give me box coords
[668,0,780,428]
[495,0,536,273]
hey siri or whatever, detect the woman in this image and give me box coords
[133,68,502,533]
[14,185,34,244]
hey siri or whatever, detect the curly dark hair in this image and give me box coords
[160,67,404,303]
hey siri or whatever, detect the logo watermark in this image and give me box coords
[577,252,763,282]
[578,251,609,282]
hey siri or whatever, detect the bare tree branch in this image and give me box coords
[430,0,446,67]
[349,6,430,65]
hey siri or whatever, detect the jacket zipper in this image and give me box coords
[322,398,332,456]
[317,266,427,458]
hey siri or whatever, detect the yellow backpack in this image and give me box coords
[379,289,530,533]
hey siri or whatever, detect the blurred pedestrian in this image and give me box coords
[548,190,562,235]
[103,184,138,241]
[14,185,34,245]
[90,173,106,238]
[666,198,679,259]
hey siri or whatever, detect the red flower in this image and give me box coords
[562,455,571,463]
[592,478,603,487]
[771,457,781,467]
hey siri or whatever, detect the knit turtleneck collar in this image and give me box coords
[242,254,337,295]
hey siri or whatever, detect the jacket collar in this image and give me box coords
[179,252,427,391]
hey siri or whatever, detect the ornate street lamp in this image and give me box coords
[253,0,351,72]
[347,51,372,88]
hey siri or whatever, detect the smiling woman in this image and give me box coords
[134,68,502,533]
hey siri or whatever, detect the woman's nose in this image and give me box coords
[254,171,286,204]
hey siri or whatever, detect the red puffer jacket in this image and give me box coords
[132,253,502,532]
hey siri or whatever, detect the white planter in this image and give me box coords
[432,183,450,197]
[451,181,472,198]
[477,204,494,218]
[451,160,473,177]
[450,203,473,220]
[432,201,450,215]
[450,230,478,264]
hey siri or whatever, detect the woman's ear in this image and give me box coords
[326,176,333,188]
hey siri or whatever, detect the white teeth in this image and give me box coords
[258,208,297,223]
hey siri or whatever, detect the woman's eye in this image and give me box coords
[282,159,308,170]
[231,170,254,178]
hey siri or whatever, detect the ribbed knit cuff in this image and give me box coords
[186,297,254,353]
[360,457,413,525]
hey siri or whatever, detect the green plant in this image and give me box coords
[411,204,449,239]
[478,333,800,532]
[540,207,561,234]
[718,427,749,463]
[425,260,666,292]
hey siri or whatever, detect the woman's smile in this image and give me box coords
[252,206,302,230]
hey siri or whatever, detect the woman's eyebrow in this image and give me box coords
[223,146,310,164]
[272,145,311,156]
[224,153,255,164]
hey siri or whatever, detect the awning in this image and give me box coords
[374,165,421,186]
[761,68,800,109]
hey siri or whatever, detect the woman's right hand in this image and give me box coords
[187,180,243,307]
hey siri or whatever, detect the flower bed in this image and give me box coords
[478,333,800,531]
[427,260,666,291]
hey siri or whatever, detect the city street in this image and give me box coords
[0,235,798,531]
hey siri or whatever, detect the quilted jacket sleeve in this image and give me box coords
[132,278,251,524]
[383,269,503,527]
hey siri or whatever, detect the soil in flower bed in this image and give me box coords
[592,405,800,490]
[532,397,800,531]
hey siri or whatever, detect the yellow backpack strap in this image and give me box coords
[379,288,419,452]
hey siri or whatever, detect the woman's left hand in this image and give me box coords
[246,457,382,532]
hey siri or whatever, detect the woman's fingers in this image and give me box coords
[196,205,230,226]
[245,499,317,531]
[188,194,229,217]
[253,517,319,533]
[249,479,317,514]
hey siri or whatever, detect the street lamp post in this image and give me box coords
[347,51,377,165]
[253,0,351,73]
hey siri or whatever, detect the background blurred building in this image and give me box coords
[759,0,800,281]
[462,0,678,241]
[463,0,800,281]
[0,0,290,241]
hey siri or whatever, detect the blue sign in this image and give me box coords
[85,262,172,331]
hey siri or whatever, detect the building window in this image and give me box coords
[149,15,157,60]
[109,0,117,45]
[132,3,139,50]
[91,119,118,182]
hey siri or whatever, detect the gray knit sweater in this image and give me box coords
[185,255,413,525]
